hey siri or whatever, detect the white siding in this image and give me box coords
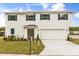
[5,12,73,40]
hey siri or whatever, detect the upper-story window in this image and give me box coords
[58,14,68,20]
[8,15,17,21]
[40,14,50,20]
[26,14,35,21]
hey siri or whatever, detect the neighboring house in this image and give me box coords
[70,31,79,35]
[5,11,73,40]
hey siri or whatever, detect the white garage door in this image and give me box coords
[39,29,68,40]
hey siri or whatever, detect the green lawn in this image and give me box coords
[70,38,79,45]
[0,36,45,55]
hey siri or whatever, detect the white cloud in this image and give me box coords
[26,8,32,11]
[19,8,24,11]
[3,10,11,12]
[0,9,13,27]
[0,13,5,27]
[26,4,33,11]
[41,3,49,10]
[49,3,66,11]
[75,13,79,18]
[0,9,12,27]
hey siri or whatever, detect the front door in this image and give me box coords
[27,29,34,39]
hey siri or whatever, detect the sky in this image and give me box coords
[0,3,79,27]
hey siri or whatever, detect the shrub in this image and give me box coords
[4,35,28,41]
[8,35,16,41]
[67,35,70,41]
[36,34,40,41]
[37,34,39,39]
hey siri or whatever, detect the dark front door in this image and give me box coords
[27,29,34,39]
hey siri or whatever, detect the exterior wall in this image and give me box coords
[5,14,26,38]
[5,12,73,40]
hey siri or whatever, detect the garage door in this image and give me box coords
[39,29,68,40]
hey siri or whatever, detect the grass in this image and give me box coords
[0,36,45,55]
[69,38,79,45]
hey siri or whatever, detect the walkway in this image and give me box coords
[40,39,79,56]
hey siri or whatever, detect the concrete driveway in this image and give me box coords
[40,39,79,56]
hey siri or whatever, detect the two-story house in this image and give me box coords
[5,11,73,40]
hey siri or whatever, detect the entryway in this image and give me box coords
[27,29,34,39]
[24,25,38,39]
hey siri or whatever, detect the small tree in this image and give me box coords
[67,35,70,41]
[37,34,39,40]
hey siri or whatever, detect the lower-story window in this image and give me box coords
[11,28,15,34]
